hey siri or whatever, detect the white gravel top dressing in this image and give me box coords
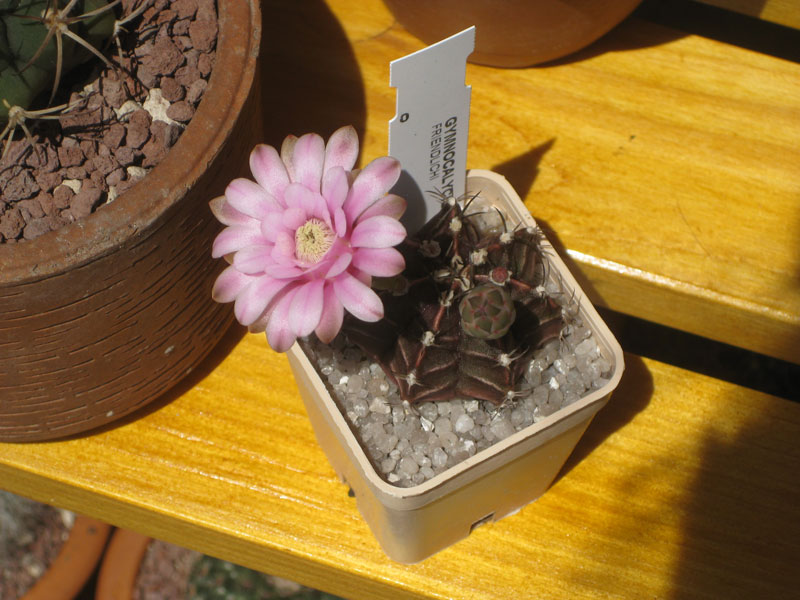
[303,311,612,488]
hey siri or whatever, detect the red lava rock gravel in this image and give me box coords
[0,0,218,244]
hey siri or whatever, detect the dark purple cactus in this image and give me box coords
[342,194,565,405]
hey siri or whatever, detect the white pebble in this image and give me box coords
[434,417,452,433]
[347,374,364,393]
[413,451,431,468]
[398,456,419,475]
[375,433,398,453]
[367,377,390,396]
[350,397,369,418]
[438,431,458,449]
[420,416,434,432]
[463,399,480,412]
[369,397,391,414]
[419,403,439,421]
[533,385,549,405]
[574,338,595,356]
[511,408,527,428]
[454,414,475,434]
[490,417,515,440]
[391,405,405,425]
[449,402,466,421]
[431,447,448,468]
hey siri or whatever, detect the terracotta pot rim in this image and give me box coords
[22,515,112,600]
[94,529,152,600]
[0,0,261,285]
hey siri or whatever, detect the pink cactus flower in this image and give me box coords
[210,126,407,352]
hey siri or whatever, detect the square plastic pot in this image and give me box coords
[287,169,625,563]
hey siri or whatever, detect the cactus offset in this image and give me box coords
[459,283,516,340]
[342,193,566,405]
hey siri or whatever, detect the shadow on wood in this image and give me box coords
[259,0,368,147]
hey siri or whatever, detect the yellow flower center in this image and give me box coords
[295,219,334,263]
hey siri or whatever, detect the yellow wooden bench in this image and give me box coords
[1,0,798,598]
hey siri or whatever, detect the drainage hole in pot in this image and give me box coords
[470,512,494,533]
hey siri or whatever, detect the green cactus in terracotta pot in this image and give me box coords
[0,0,149,157]
[0,0,120,116]
[342,193,567,406]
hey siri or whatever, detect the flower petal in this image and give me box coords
[209,196,252,226]
[356,193,406,223]
[333,207,346,237]
[212,266,254,303]
[225,178,280,218]
[234,276,292,326]
[324,250,352,278]
[323,125,359,173]
[232,244,274,275]
[350,215,406,248]
[291,133,325,192]
[281,206,306,231]
[321,166,348,214]
[315,284,344,343]
[288,279,324,337]
[351,247,405,277]
[265,263,304,278]
[284,183,328,222]
[343,156,401,225]
[271,231,296,265]
[266,287,300,352]
[249,144,290,203]
[280,134,298,180]
[211,225,264,258]
[333,272,384,323]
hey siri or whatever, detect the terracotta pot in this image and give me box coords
[382,0,642,67]
[94,529,151,600]
[0,1,262,441]
[287,170,625,562]
[22,516,111,600]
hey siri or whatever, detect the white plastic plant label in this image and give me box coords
[389,26,475,234]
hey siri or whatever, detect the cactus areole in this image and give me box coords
[343,194,566,406]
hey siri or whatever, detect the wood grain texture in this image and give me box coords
[696,0,800,28]
[1,330,798,599]
[318,0,800,362]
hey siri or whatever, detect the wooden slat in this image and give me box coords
[1,330,798,599]
[696,0,800,29]
[273,0,800,363]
